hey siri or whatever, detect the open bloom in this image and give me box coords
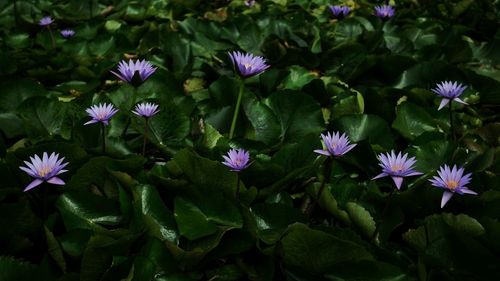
[372,151,423,189]
[374,5,395,19]
[84,103,119,126]
[110,59,157,87]
[429,165,477,208]
[60,29,75,38]
[228,51,270,78]
[39,16,54,26]
[132,102,160,118]
[329,5,350,18]
[19,152,69,192]
[222,149,250,172]
[314,131,356,157]
[431,81,467,110]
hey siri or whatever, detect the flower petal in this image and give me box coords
[441,191,454,208]
[24,179,44,192]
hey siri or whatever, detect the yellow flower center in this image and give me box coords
[39,166,51,177]
[446,180,458,189]
[244,63,253,70]
[391,164,403,172]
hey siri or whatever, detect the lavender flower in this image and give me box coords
[84,103,119,126]
[372,151,423,189]
[222,149,250,172]
[132,102,160,118]
[19,152,69,192]
[314,131,356,157]
[374,5,395,19]
[60,29,75,38]
[329,5,351,18]
[110,59,157,87]
[39,16,54,26]
[245,0,255,7]
[228,51,270,78]
[429,165,477,208]
[431,81,468,110]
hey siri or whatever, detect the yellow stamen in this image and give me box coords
[39,166,51,177]
[446,180,458,189]
[391,165,403,172]
[244,63,253,69]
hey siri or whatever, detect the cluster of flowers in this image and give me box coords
[39,16,75,38]
[223,130,477,208]
[21,15,475,209]
[329,4,395,19]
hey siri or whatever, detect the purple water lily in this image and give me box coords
[60,29,75,38]
[39,16,54,26]
[372,151,423,189]
[222,148,250,172]
[19,152,69,192]
[429,165,477,208]
[110,59,157,87]
[84,103,119,126]
[374,5,395,19]
[228,51,270,78]
[329,5,351,18]
[431,81,468,110]
[314,131,356,157]
[132,102,160,118]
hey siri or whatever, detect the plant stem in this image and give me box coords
[307,157,333,215]
[371,189,395,242]
[235,173,241,202]
[142,118,149,156]
[47,26,56,49]
[88,0,93,18]
[13,0,19,24]
[121,87,138,137]
[449,101,455,141]
[229,79,244,139]
[42,183,48,220]
[101,123,106,153]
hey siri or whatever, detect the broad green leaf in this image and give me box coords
[345,202,376,239]
[174,196,218,240]
[56,190,122,230]
[281,66,316,90]
[132,184,179,243]
[333,114,394,149]
[392,102,437,140]
[279,223,372,274]
[267,90,324,143]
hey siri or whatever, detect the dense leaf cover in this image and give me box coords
[1,0,499,280]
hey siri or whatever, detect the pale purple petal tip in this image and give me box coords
[441,191,454,208]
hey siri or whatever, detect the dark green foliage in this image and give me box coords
[0,0,499,280]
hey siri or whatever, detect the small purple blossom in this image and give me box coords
[39,16,54,26]
[374,5,395,19]
[372,151,423,189]
[429,165,477,208]
[60,29,75,38]
[431,81,468,110]
[222,148,250,172]
[244,0,255,7]
[228,51,270,78]
[314,131,356,157]
[132,102,160,118]
[110,59,157,87]
[19,152,69,192]
[84,103,119,126]
[329,5,351,18]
